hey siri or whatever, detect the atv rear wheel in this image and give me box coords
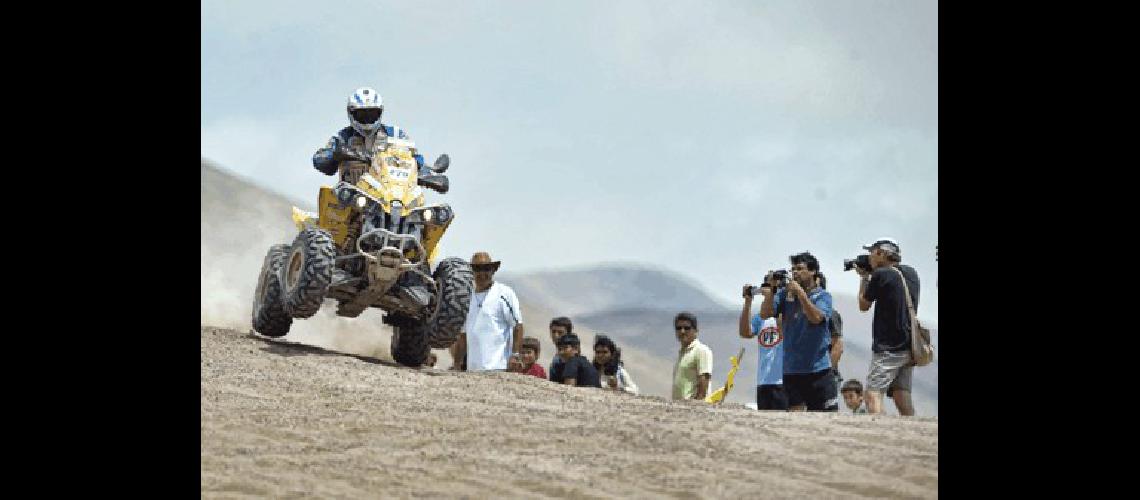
[252,244,292,337]
[281,227,336,318]
[426,257,474,348]
[391,322,430,367]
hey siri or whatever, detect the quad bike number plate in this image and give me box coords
[386,165,412,181]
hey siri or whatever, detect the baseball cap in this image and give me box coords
[862,237,901,255]
[556,333,580,347]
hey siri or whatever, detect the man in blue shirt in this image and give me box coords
[739,271,788,410]
[759,252,838,412]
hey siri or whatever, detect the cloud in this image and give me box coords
[202,0,939,324]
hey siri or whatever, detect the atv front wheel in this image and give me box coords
[391,322,431,367]
[281,227,336,318]
[426,257,474,348]
[252,244,292,337]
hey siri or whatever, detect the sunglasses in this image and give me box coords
[472,264,498,272]
[675,326,694,332]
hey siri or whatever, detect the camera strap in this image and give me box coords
[891,267,918,327]
[891,266,934,366]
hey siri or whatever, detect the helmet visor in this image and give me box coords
[351,108,382,124]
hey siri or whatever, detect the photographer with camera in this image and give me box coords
[757,252,838,412]
[740,272,788,411]
[853,237,921,416]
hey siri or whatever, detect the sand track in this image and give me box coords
[201,326,936,498]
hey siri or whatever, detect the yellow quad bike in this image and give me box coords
[252,135,473,367]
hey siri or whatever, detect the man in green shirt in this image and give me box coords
[672,311,714,400]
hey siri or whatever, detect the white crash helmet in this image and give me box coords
[346,87,384,136]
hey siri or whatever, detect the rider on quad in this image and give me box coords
[312,87,427,181]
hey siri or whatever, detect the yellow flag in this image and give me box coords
[705,347,745,404]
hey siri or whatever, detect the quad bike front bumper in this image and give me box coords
[331,227,437,317]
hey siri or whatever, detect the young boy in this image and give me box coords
[840,379,868,414]
[549,334,600,387]
[516,336,546,379]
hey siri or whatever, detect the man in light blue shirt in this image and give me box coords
[739,272,788,410]
[759,252,838,412]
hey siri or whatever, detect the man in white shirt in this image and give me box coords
[452,251,525,371]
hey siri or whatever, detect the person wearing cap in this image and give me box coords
[452,251,525,372]
[547,317,574,379]
[549,333,601,387]
[856,237,921,416]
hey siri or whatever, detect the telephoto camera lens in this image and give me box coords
[843,254,871,272]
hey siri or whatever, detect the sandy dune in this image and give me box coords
[201,326,937,498]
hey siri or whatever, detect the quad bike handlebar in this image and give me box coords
[338,144,449,194]
[335,147,370,163]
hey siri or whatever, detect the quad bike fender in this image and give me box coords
[292,207,318,230]
[422,217,452,264]
[316,186,353,247]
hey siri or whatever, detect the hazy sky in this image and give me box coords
[202,0,938,325]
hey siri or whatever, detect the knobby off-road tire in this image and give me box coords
[281,227,336,319]
[426,257,474,349]
[391,322,431,367]
[252,244,292,337]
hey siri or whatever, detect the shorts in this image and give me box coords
[783,369,839,411]
[756,384,789,410]
[866,351,914,393]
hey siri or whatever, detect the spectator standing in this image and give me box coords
[592,335,639,394]
[817,273,845,390]
[672,312,713,401]
[856,237,921,416]
[454,251,525,372]
[759,252,838,412]
[740,272,788,410]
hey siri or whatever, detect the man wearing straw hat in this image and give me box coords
[451,251,525,371]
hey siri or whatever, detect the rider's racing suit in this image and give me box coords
[312,124,426,180]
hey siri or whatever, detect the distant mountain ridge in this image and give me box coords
[203,157,936,414]
[499,265,730,318]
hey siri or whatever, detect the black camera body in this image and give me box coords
[843,254,872,273]
[746,269,790,298]
[771,269,789,284]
